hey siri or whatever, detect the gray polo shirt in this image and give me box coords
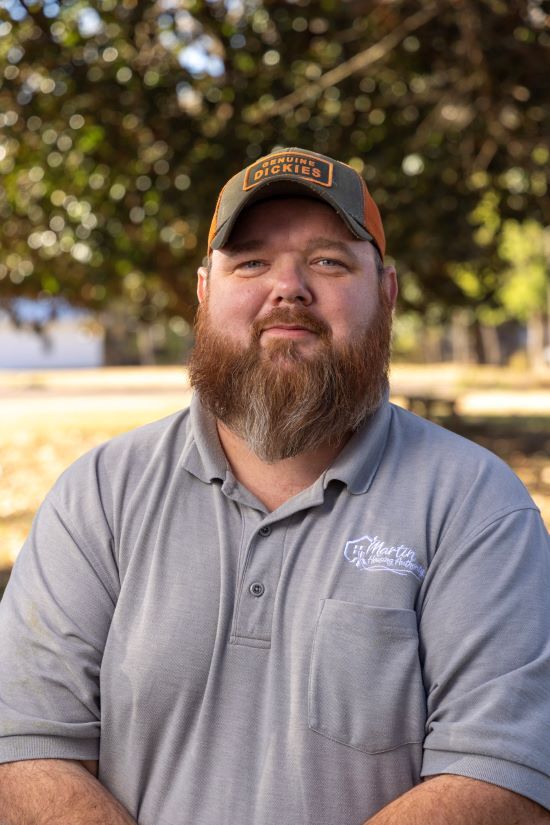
[1,396,549,825]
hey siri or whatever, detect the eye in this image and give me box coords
[313,257,349,272]
[234,259,266,275]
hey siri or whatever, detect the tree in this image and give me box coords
[0,0,549,331]
[497,219,549,366]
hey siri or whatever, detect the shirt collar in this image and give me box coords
[323,391,392,495]
[182,390,392,496]
[181,393,228,484]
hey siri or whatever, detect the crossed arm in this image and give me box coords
[364,774,550,824]
[0,760,136,825]
[0,759,548,825]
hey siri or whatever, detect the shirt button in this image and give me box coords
[249,582,265,598]
[259,525,271,537]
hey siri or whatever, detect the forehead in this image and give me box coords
[226,197,357,246]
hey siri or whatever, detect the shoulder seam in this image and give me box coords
[47,493,119,607]
[439,503,541,551]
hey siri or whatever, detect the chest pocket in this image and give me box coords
[308,599,426,753]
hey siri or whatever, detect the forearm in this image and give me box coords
[364,775,550,825]
[0,759,137,825]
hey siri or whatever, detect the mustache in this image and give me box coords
[251,307,331,340]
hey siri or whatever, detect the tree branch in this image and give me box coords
[243,3,440,125]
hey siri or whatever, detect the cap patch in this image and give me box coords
[243,152,333,191]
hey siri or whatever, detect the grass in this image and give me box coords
[0,408,186,571]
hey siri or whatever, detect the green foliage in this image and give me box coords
[497,220,549,320]
[0,0,549,326]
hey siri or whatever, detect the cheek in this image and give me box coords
[326,292,376,340]
[207,287,262,334]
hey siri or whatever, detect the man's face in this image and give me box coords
[190,196,398,462]
[197,197,397,352]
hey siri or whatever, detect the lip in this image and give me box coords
[261,325,316,338]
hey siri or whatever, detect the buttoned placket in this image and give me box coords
[229,510,286,648]
[217,469,330,649]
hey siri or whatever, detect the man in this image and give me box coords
[0,147,549,825]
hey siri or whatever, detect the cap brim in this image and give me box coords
[210,177,373,250]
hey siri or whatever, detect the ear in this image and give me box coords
[382,265,398,308]
[197,266,208,304]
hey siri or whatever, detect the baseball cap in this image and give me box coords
[207,147,386,258]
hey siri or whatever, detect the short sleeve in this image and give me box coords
[419,506,550,809]
[0,481,119,764]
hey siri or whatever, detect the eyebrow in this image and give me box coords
[303,237,361,265]
[223,236,361,265]
[222,239,265,256]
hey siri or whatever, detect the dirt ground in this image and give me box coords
[1,365,549,577]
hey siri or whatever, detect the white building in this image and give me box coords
[0,312,104,370]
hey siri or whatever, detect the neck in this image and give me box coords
[216,421,349,512]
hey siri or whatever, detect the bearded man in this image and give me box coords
[0,148,549,825]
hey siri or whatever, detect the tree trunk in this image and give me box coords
[478,323,502,365]
[422,328,443,363]
[101,311,138,365]
[450,310,471,363]
[136,322,157,365]
[526,312,546,368]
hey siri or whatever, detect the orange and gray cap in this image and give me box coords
[207,147,386,258]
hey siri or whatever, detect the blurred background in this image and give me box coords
[0,0,549,589]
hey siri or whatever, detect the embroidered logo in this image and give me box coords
[243,152,333,190]
[344,534,426,581]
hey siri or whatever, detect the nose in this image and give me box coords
[270,257,313,306]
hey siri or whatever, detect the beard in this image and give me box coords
[188,290,393,463]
